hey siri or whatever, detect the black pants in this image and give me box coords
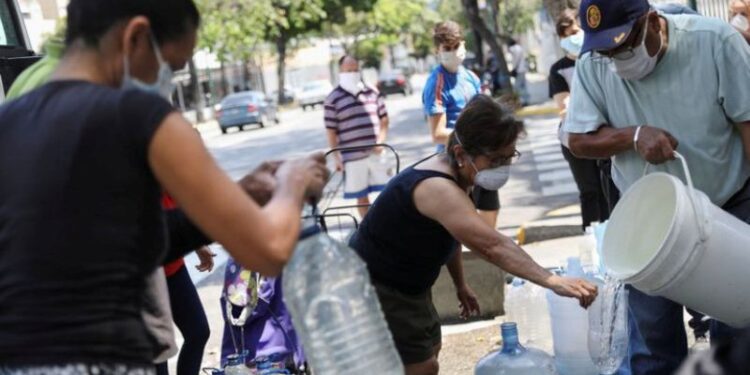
[561,146,612,229]
[156,266,210,375]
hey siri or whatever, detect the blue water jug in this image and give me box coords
[475,323,558,375]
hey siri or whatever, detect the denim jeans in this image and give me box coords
[620,180,750,375]
[513,73,530,104]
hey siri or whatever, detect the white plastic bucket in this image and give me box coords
[602,152,750,328]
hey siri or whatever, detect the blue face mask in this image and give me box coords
[560,30,584,57]
[122,34,176,99]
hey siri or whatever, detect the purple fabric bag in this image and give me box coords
[220,259,306,371]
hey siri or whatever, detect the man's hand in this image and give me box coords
[238,161,282,206]
[636,126,679,164]
[456,284,481,320]
[548,275,598,308]
[195,246,216,272]
[334,155,344,172]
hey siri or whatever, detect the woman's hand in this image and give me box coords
[456,284,481,320]
[548,275,598,308]
[275,152,329,203]
[195,246,216,273]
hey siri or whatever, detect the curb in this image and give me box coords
[515,105,558,118]
[516,205,584,245]
[516,224,582,245]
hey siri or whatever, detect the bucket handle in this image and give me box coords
[643,152,708,242]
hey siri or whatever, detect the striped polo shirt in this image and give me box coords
[324,86,388,162]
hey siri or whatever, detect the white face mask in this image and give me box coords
[440,43,466,73]
[560,30,584,57]
[731,14,750,31]
[609,17,661,81]
[122,34,175,99]
[471,163,511,190]
[454,133,512,190]
[338,72,363,94]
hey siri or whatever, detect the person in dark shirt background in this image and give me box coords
[0,0,327,372]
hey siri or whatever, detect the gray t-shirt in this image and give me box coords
[565,14,750,205]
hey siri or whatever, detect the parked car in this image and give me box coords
[272,86,296,105]
[377,70,412,97]
[215,91,279,134]
[297,80,333,111]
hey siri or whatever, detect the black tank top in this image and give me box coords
[349,166,458,295]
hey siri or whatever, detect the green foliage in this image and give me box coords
[354,37,385,68]
[331,0,439,61]
[497,0,540,36]
[195,0,375,61]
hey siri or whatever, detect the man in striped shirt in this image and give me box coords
[325,55,390,218]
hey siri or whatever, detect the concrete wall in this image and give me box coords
[432,250,506,323]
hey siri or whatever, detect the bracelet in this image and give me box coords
[633,125,644,153]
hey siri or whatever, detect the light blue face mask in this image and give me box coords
[560,30,584,57]
[122,34,176,99]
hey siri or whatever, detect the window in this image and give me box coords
[0,0,21,47]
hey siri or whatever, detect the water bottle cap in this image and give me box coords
[226,353,246,366]
[511,277,525,287]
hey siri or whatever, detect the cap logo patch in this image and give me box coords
[587,5,602,29]
[614,32,626,44]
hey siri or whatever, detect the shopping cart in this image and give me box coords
[311,144,401,243]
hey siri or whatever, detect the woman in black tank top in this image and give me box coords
[349,95,599,374]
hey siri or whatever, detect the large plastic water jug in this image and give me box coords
[546,258,599,375]
[282,225,404,374]
[602,153,750,327]
[475,322,557,375]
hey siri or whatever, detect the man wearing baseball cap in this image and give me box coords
[564,0,750,374]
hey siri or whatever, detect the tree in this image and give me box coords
[188,58,205,122]
[497,0,540,37]
[330,0,438,64]
[195,0,271,98]
[260,0,379,103]
[461,0,512,92]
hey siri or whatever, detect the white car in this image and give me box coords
[297,80,333,111]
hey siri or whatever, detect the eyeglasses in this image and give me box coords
[487,149,522,167]
[590,16,647,64]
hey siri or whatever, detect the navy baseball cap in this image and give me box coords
[579,0,651,55]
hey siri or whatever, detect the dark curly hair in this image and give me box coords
[446,95,525,167]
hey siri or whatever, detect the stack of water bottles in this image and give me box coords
[480,222,629,375]
[282,207,404,374]
[504,278,550,346]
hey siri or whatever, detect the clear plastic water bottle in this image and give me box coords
[225,354,251,375]
[505,278,528,327]
[282,224,404,374]
[475,323,558,375]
